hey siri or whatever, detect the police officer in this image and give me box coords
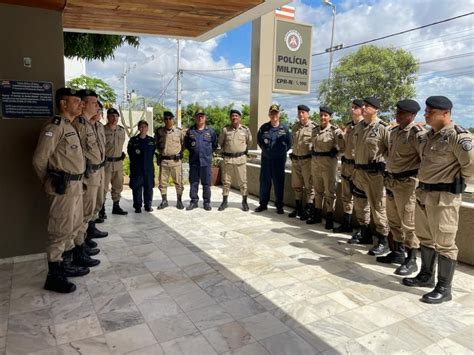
[307,106,344,229]
[377,100,425,276]
[91,102,106,229]
[289,104,315,220]
[71,89,105,268]
[352,97,390,255]
[403,96,474,304]
[335,99,364,235]
[255,104,292,214]
[184,112,218,211]
[128,120,157,213]
[33,88,89,293]
[155,111,185,210]
[103,108,128,216]
[217,109,253,211]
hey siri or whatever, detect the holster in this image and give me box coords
[48,171,68,195]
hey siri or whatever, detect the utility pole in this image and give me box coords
[176,39,182,128]
[122,63,128,105]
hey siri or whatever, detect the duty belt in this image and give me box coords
[106,156,122,162]
[419,178,465,194]
[161,153,183,160]
[290,153,312,160]
[47,169,83,181]
[355,162,385,172]
[312,150,338,157]
[341,156,355,165]
[385,169,418,180]
[89,162,104,170]
[223,151,247,158]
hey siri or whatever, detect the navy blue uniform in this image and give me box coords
[127,135,156,209]
[184,125,218,205]
[257,122,292,208]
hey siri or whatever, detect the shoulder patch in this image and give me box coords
[379,120,389,127]
[51,116,61,125]
[455,125,468,134]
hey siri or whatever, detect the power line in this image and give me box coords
[182,67,251,73]
[312,12,474,56]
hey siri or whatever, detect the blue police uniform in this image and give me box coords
[184,125,218,206]
[127,135,156,209]
[257,122,292,209]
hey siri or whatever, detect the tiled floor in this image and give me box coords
[1,187,474,355]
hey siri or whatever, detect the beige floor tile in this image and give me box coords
[105,323,156,354]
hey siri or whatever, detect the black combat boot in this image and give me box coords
[157,195,169,209]
[112,201,128,215]
[145,205,153,212]
[203,203,212,211]
[403,246,437,288]
[218,196,228,211]
[334,213,353,233]
[254,205,267,212]
[176,194,184,210]
[62,250,90,277]
[85,235,98,249]
[376,241,406,264]
[348,225,372,244]
[72,244,101,267]
[422,255,456,304]
[299,203,310,221]
[306,207,322,224]
[395,248,418,276]
[84,242,100,256]
[325,212,334,230]
[368,233,389,256]
[44,261,76,293]
[242,196,249,212]
[99,203,107,219]
[87,221,108,239]
[288,200,302,218]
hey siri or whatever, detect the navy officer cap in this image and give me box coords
[56,87,81,98]
[230,109,242,116]
[107,108,120,116]
[352,99,364,108]
[163,111,175,118]
[319,106,333,115]
[425,96,453,110]
[364,96,380,109]
[297,104,310,112]
[396,99,420,114]
[77,89,98,99]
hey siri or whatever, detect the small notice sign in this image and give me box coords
[1,80,54,118]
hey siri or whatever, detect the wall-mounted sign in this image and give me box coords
[273,20,312,94]
[1,80,53,118]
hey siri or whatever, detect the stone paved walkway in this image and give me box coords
[1,187,473,354]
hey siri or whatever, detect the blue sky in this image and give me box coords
[65,0,474,127]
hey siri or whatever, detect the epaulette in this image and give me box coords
[389,124,399,131]
[378,119,389,127]
[310,121,317,128]
[330,124,340,131]
[345,120,353,127]
[455,125,468,134]
[118,125,124,130]
[241,125,249,130]
[411,125,423,133]
[51,116,61,125]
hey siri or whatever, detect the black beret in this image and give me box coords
[77,89,98,99]
[396,99,420,114]
[230,109,242,116]
[107,108,120,116]
[163,111,175,118]
[425,96,453,110]
[319,106,333,115]
[56,87,81,98]
[352,99,364,108]
[363,96,380,109]
[297,104,310,112]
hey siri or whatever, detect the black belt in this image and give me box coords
[161,153,182,160]
[385,169,418,180]
[106,156,122,162]
[290,153,312,160]
[312,151,338,157]
[89,162,104,170]
[342,156,355,165]
[355,162,385,172]
[419,178,465,194]
[47,169,83,181]
[223,151,247,158]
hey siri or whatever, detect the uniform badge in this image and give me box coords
[191,141,196,147]
[44,132,53,137]
[136,149,141,154]
[71,145,78,149]
[264,138,269,144]
[460,138,473,151]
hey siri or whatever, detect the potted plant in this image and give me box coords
[210,154,222,186]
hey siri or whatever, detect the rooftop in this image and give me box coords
[1,187,473,354]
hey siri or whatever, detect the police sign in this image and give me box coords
[273,20,312,94]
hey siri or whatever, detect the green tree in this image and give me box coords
[64,33,139,61]
[318,45,419,122]
[66,75,117,107]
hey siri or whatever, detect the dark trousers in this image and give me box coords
[189,164,211,204]
[259,157,286,208]
[130,174,154,208]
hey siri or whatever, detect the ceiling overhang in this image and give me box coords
[2,0,289,41]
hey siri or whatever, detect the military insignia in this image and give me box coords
[135,149,141,154]
[455,125,468,134]
[71,145,78,149]
[191,141,196,147]
[44,131,53,137]
[369,132,377,137]
[459,137,472,151]
[264,138,269,144]
[65,132,75,137]
[52,117,61,125]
